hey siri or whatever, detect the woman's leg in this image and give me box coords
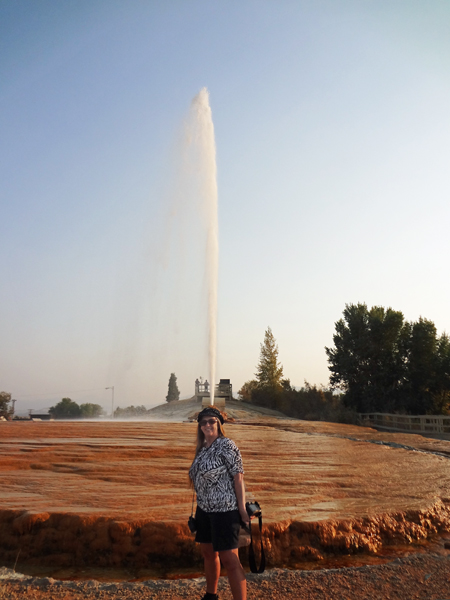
[218,548,246,600]
[200,543,220,594]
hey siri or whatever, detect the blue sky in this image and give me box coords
[2,1,450,413]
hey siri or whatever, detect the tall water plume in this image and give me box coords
[181,88,218,404]
[106,89,218,407]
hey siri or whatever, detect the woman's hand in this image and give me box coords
[239,506,250,528]
[234,473,250,528]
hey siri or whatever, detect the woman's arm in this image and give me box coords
[234,472,250,526]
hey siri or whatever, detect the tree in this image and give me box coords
[50,398,82,419]
[326,303,450,415]
[166,373,180,403]
[80,403,105,418]
[114,405,149,418]
[434,333,450,414]
[326,303,408,413]
[0,391,11,418]
[404,318,440,414]
[255,327,284,390]
[237,380,258,402]
[250,328,285,410]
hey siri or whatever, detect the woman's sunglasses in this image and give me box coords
[200,418,217,427]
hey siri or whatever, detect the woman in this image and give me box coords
[189,407,250,600]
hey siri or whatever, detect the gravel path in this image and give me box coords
[2,553,450,600]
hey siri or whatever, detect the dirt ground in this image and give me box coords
[1,552,450,600]
[2,416,450,598]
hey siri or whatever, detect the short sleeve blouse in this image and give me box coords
[189,437,244,513]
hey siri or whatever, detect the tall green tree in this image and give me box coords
[251,327,285,409]
[166,373,180,402]
[50,397,82,419]
[434,333,450,414]
[255,327,284,389]
[326,303,450,415]
[326,303,408,413]
[0,391,11,418]
[404,318,440,414]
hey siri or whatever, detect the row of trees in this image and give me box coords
[1,372,181,420]
[326,303,450,414]
[114,405,150,418]
[6,305,448,422]
[239,308,450,423]
[1,393,105,420]
[44,372,180,420]
[50,398,105,419]
[238,328,353,422]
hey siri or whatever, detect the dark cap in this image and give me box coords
[197,407,224,424]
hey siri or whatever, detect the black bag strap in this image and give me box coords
[248,514,265,574]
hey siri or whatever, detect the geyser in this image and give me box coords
[182,88,218,404]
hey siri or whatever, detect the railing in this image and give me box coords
[359,413,450,434]
[196,383,210,394]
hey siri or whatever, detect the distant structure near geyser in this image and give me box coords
[195,378,232,408]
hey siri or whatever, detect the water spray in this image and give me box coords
[185,88,218,404]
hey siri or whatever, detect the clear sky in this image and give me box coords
[2,1,450,414]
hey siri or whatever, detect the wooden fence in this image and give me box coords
[359,412,450,436]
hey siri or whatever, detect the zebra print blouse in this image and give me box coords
[189,437,244,513]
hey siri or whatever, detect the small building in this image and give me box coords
[195,378,233,408]
[28,410,53,421]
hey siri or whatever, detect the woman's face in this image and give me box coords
[199,416,218,437]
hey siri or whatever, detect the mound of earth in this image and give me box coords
[147,397,288,421]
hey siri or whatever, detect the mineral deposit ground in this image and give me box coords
[1,410,450,596]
